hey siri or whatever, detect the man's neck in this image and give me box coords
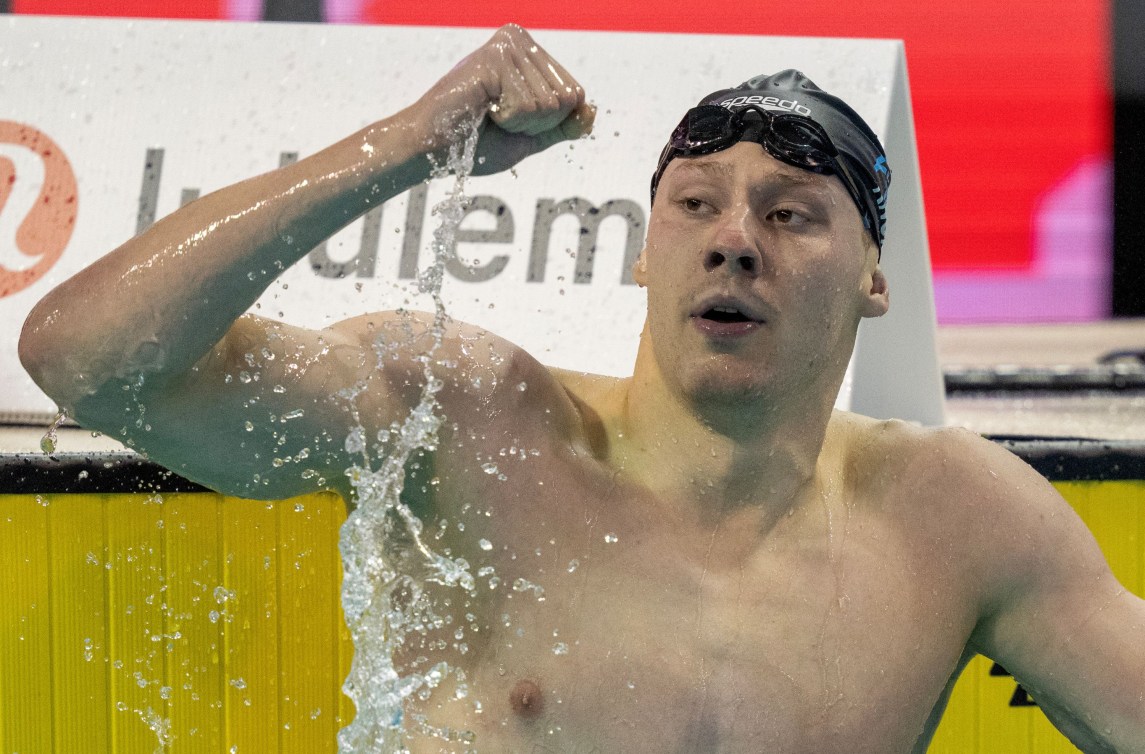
[612,345,839,531]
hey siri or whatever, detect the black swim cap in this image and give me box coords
[654,70,891,249]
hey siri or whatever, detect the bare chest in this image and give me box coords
[410,440,976,752]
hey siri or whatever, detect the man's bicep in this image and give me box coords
[104,307,577,505]
[86,314,394,501]
[970,464,1145,752]
[995,586,1145,753]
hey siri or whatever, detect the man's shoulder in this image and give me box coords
[834,411,1060,525]
[838,411,1083,568]
[833,410,1012,477]
[322,310,598,444]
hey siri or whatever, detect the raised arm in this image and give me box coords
[18,24,593,501]
[962,437,1145,752]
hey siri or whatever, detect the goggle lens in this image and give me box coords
[770,117,827,150]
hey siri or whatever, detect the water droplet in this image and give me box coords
[552,642,569,655]
[604,533,618,544]
[40,408,67,454]
[344,426,365,454]
[478,539,493,551]
[512,578,545,600]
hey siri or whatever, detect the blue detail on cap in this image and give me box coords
[874,156,889,176]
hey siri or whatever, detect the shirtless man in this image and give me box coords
[18,24,1145,753]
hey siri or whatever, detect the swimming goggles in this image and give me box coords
[650,104,879,250]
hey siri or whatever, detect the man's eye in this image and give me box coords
[682,198,706,211]
[770,208,806,224]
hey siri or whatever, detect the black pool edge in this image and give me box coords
[2,437,1145,494]
[990,437,1145,482]
[0,451,211,494]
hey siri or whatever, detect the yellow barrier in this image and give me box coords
[1,481,1142,752]
[0,491,353,753]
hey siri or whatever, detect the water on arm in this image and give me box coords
[88,311,423,502]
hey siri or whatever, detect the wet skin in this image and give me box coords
[19,25,1145,753]
[332,145,1138,752]
[396,376,983,753]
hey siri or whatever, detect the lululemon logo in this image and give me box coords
[0,121,78,298]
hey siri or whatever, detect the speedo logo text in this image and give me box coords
[718,95,812,117]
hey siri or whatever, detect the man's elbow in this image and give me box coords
[18,304,65,403]
[19,301,111,416]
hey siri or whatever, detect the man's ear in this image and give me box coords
[860,266,890,318]
[632,246,649,287]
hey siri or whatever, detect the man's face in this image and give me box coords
[633,141,888,407]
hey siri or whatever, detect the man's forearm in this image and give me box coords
[19,106,435,409]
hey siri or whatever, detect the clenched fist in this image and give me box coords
[409,24,596,176]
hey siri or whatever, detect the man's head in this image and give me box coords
[632,72,892,418]
[650,70,891,254]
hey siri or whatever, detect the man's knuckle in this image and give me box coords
[495,24,527,49]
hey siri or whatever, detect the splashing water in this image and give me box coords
[40,407,68,454]
[336,114,484,753]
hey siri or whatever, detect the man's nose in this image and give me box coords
[703,207,763,277]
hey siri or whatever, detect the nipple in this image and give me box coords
[509,678,545,718]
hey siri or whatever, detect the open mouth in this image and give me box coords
[701,306,755,324]
[692,302,765,337]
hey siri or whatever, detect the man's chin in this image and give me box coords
[683,371,773,412]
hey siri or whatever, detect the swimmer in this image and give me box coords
[19,24,1145,753]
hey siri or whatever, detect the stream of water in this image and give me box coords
[336,114,485,753]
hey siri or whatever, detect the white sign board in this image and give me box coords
[0,16,943,427]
